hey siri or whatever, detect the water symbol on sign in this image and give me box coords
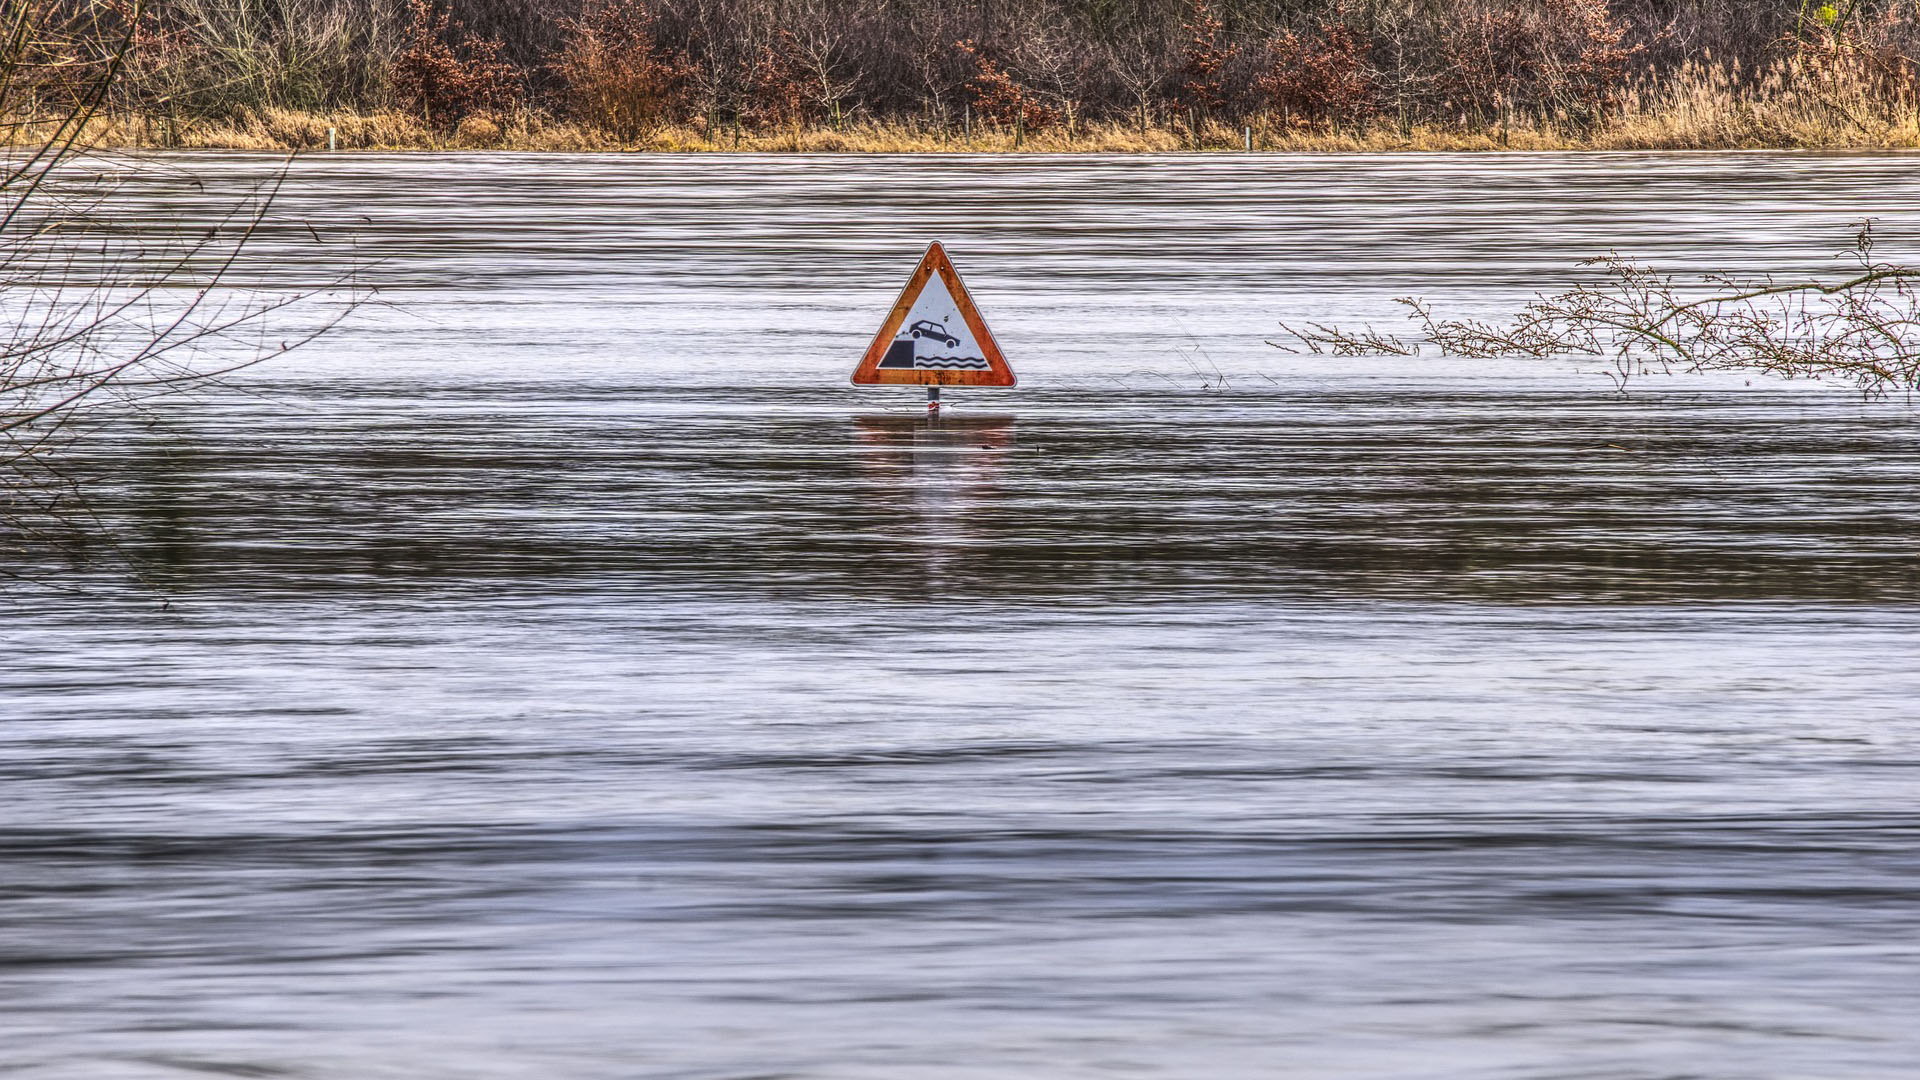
[878,315,989,371]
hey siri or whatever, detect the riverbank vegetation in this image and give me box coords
[19,0,1920,151]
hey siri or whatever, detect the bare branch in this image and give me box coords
[1282,222,1920,398]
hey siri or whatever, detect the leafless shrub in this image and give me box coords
[121,0,395,119]
[1002,7,1100,135]
[1172,0,1236,118]
[774,0,867,129]
[1107,21,1176,133]
[3,0,358,561]
[1281,223,1920,398]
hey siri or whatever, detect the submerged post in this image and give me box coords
[927,385,941,415]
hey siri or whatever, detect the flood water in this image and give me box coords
[5,153,1920,1079]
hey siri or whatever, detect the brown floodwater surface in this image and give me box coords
[3,152,1919,1080]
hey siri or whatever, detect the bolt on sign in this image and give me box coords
[850,242,1017,388]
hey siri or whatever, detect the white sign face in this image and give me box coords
[875,274,992,372]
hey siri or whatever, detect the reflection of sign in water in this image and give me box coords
[854,413,1016,571]
[851,242,1016,387]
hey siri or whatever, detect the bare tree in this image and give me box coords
[1008,5,1097,134]
[4,0,358,558]
[677,0,751,129]
[779,0,869,126]
[1110,21,1176,134]
[906,3,968,130]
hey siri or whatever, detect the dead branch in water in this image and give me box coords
[1272,319,1416,357]
[1279,222,1920,397]
[3,0,359,564]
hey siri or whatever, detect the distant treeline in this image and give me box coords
[92,0,1920,136]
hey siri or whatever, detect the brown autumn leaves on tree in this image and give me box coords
[391,0,521,129]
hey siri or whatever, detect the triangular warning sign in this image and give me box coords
[851,242,1016,387]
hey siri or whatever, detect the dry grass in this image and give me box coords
[20,60,1920,152]
[1595,59,1920,150]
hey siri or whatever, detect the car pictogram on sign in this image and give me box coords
[908,320,959,348]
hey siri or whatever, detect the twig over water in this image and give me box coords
[3,1,361,569]
[1277,222,1920,397]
